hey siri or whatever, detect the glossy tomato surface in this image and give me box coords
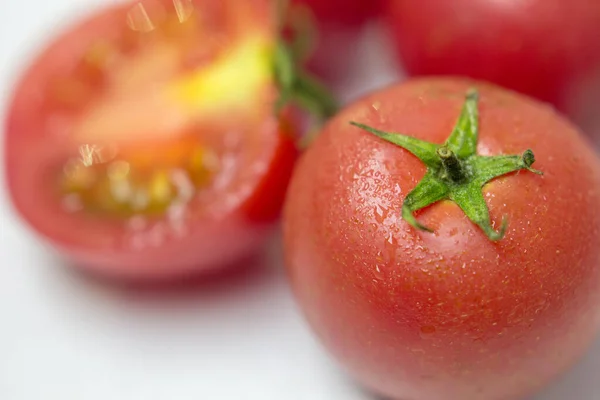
[283,78,600,400]
[386,0,600,123]
[5,0,298,280]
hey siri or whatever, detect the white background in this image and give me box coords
[1,1,599,399]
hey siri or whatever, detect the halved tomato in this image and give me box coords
[4,0,307,280]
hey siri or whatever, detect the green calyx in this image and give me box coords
[271,0,338,126]
[350,89,543,242]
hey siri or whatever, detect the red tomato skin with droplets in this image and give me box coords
[283,78,600,400]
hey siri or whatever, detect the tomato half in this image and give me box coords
[283,78,600,400]
[4,0,301,280]
[385,0,600,127]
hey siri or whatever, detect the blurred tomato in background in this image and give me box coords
[385,0,600,144]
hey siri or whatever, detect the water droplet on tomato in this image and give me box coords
[373,265,384,281]
[420,325,436,336]
[386,232,394,244]
[373,203,389,224]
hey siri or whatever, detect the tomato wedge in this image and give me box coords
[4,0,305,280]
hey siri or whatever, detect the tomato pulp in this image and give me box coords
[386,0,600,129]
[284,78,600,399]
[5,0,300,280]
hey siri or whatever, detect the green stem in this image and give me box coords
[349,88,543,242]
[293,71,339,120]
[437,146,466,183]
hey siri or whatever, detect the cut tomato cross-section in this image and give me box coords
[5,0,308,280]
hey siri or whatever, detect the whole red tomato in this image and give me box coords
[385,0,600,126]
[283,78,600,400]
[4,0,335,280]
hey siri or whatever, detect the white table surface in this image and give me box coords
[1,1,599,399]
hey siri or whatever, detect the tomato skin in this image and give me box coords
[386,0,600,121]
[4,0,298,280]
[283,78,600,399]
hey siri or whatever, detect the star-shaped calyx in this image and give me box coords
[350,89,543,241]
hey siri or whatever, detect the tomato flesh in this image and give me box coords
[283,78,600,400]
[386,0,600,124]
[5,0,298,279]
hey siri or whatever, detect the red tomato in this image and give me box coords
[283,78,600,400]
[4,0,301,280]
[385,0,600,125]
